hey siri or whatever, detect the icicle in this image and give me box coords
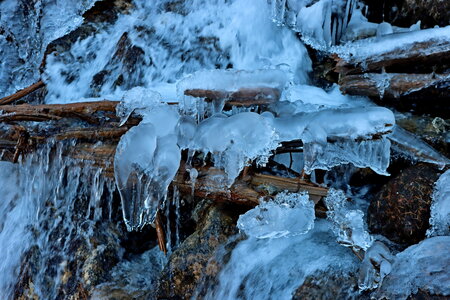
[173,186,181,247]
[389,126,450,168]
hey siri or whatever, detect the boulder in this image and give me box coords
[368,163,440,245]
[156,201,239,299]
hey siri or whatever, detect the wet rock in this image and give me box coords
[90,32,147,95]
[292,270,364,300]
[361,0,450,29]
[156,201,239,299]
[367,163,441,245]
[408,290,450,300]
[397,0,450,28]
[396,116,450,158]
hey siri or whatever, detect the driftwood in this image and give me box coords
[0,81,45,105]
[334,37,450,76]
[339,73,450,98]
[0,101,329,207]
[184,87,281,107]
[332,31,450,102]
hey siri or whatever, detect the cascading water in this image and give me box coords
[0,142,118,299]
[1,0,449,299]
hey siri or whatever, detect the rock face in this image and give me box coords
[292,271,363,300]
[361,0,450,28]
[156,201,239,299]
[368,163,440,245]
[398,0,450,28]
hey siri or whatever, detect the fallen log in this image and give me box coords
[0,80,45,105]
[334,35,450,75]
[339,73,450,98]
[184,87,281,107]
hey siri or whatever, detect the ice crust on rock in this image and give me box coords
[376,236,450,299]
[427,170,450,237]
[324,189,373,251]
[237,191,315,239]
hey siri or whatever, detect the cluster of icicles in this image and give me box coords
[113,69,396,231]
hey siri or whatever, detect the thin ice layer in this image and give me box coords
[237,191,315,239]
[376,236,450,299]
[427,170,450,237]
[114,104,181,230]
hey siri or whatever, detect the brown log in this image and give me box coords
[0,100,119,117]
[0,81,45,105]
[251,173,328,204]
[339,73,450,98]
[184,87,281,106]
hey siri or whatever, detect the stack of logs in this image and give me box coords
[335,35,450,107]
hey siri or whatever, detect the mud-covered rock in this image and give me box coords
[156,201,239,299]
[368,163,441,245]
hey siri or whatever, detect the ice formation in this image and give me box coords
[376,236,450,299]
[189,112,279,186]
[268,106,395,175]
[427,170,450,237]
[333,25,450,62]
[269,0,357,47]
[324,189,373,251]
[177,69,288,96]
[390,126,450,168]
[206,220,359,300]
[358,241,394,291]
[237,191,315,239]
[114,101,181,230]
